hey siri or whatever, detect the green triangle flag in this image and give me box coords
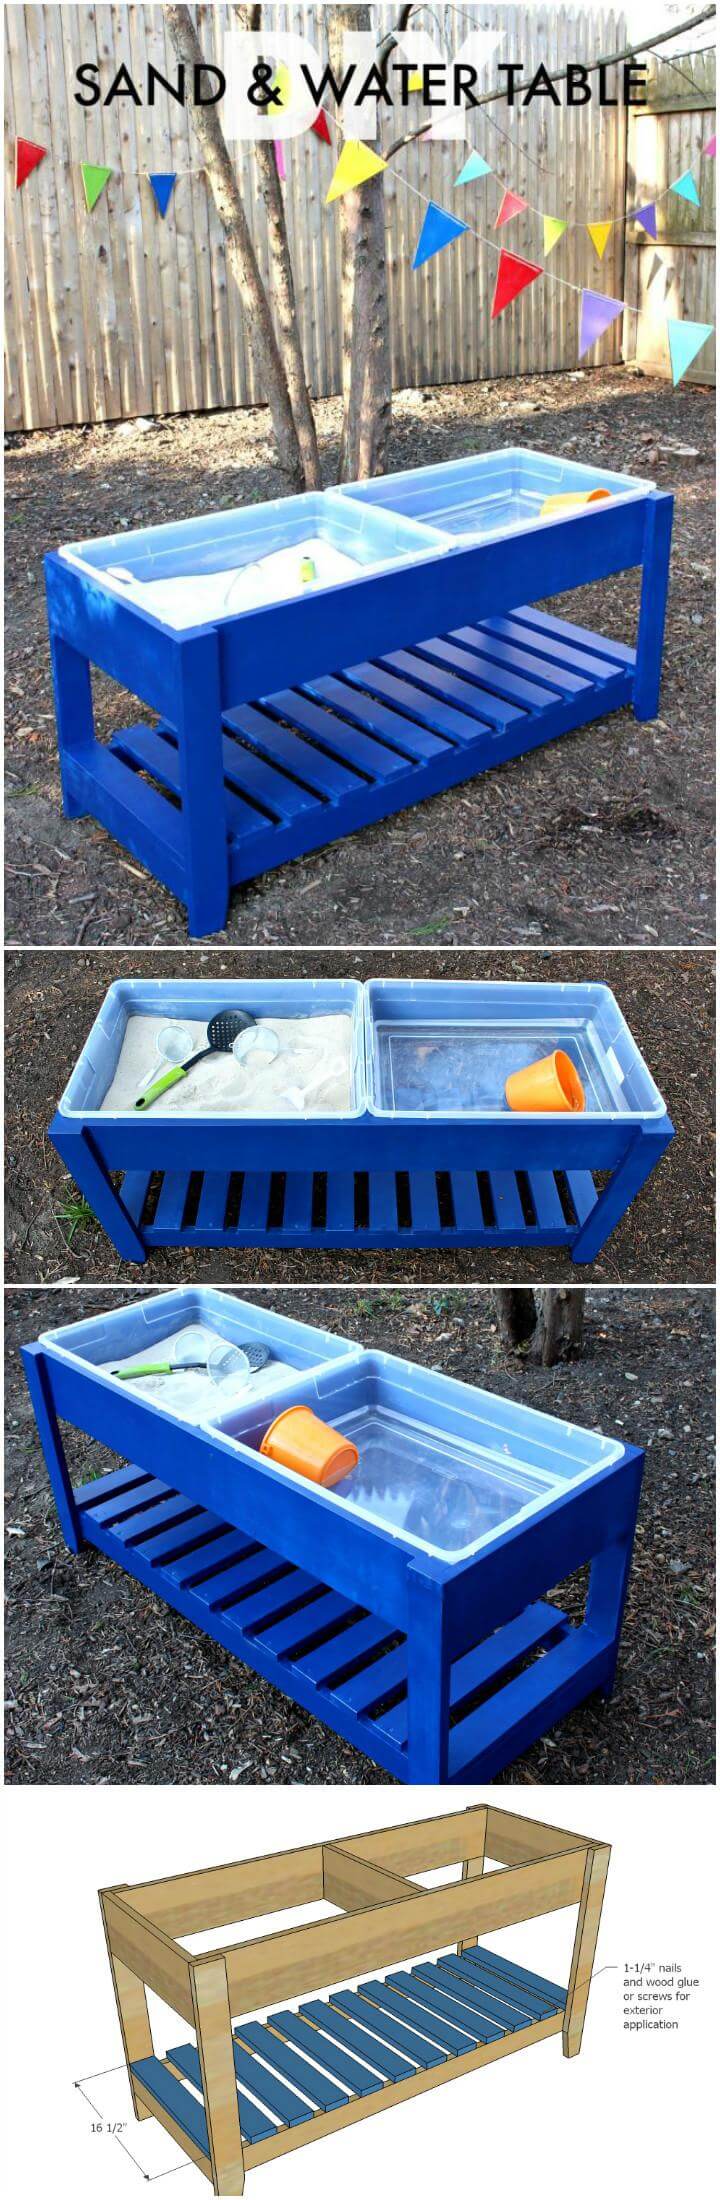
[669,170,701,207]
[543,216,567,256]
[82,163,112,213]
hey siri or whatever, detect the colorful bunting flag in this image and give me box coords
[311,108,331,145]
[670,170,700,206]
[326,141,387,203]
[273,140,286,182]
[586,220,613,259]
[578,289,624,359]
[148,173,176,218]
[413,201,468,269]
[630,204,658,238]
[15,138,46,189]
[454,150,492,187]
[495,189,528,229]
[543,216,567,256]
[666,317,714,386]
[81,163,112,213]
[407,70,424,93]
[703,134,716,157]
[491,248,543,318]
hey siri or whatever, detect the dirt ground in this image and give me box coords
[5,367,715,949]
[4,947,714,1286]
[5,1285,714,1789]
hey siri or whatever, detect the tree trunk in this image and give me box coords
[328,6,392,479]
[536,1289,586,1367]
[493,1287,586,1365]
[493,1290,538,1352]
[254,140,321,487]
[165,4,306,488]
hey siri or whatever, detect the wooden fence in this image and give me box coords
[8,1,704,432]
[624,45,715,385]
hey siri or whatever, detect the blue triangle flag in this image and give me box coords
[412,200,468,269]
[454,150,492,187]
[149,172,176,218]
[666,317,714,386]
[670,170,701,206]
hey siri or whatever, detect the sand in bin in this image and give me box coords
[107,538,362,630]
[101,1322,297,1423]
[100,1012,354,1116]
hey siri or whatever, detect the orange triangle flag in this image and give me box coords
[495,189,528,228]
[491,249,543,318]
[587,220,613,260]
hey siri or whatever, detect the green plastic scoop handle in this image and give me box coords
[113,1360,207,1379]
[134,1062,189,1111]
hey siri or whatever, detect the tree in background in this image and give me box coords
[494,1288,586,1367]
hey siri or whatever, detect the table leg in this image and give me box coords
[563,1845,611,2059]
[99,1895,154,2122]
[21,1344,81,1553]
[191,1958,245,2196]
[457,1807,489,1954]
[49,1117,147,1263]
[571,1122,673,1264]
[406,1570,450,1782]
[175,631,231,937]
[49,627,96,817]
[633,491,674,722]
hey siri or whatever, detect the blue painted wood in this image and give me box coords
[464,1946,565,2011]
[299,1997,409,2079]
[270,2011,383,2096]
[166,2042,273,2144]
[230,2039,314,2126]
[380,1977,475,2054]
[385,1971,482,2048]
[409,1965,506,2044]
[234,2022,347,2111]
[46,477,663,931]
[131,2056,210,2156]
[331,1989,445,2070]
[358,1980,464,2059]
[434,1956,531,2031]
[25,1315,644,1787]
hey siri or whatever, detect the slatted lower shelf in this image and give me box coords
[108,604,634,892]
[75,1462,590,1784]
[133,1945,566,2169]
[118,1159,600,1250]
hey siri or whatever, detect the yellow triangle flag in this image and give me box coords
[543,216,567,256]
[587,220,613,260]
[408,71,424,92]
[272,62,292,111]
[326,140,387,203]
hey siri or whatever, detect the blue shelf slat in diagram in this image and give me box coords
[131,1945,566,2169]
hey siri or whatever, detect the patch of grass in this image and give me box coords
[55,1194,96,1245]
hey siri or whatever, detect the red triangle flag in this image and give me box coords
[311,109,331,145]
[16,138,46,189]
[495,188,528,229]
[491,248,543,318]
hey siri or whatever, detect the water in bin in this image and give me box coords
[332,1410,541,1554]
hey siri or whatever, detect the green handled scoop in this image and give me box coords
[113,1360,207,1379]
[135,1011,255,1111]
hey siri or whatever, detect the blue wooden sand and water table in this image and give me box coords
[49,976,674,1262]
[23,1287,645,1785]
[44,448,673,936]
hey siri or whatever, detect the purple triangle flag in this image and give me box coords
[630,203,657,238]
[149,173,176,218]
[578,289,624,360]
[412,201,468,269]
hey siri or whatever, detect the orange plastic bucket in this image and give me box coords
[505,1049,585,1114]
[260,1406,359,1487]
[540,488,611,516]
